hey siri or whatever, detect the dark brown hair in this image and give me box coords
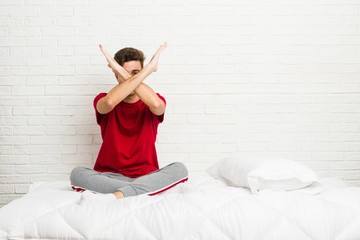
[114,47,145,67]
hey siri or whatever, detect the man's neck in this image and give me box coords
[123,94,139,104]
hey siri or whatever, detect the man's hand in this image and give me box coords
[99,44,117,69]
[99,44,130,82]
[147,42,167,72]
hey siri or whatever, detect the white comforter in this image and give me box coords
[0,174,360,240]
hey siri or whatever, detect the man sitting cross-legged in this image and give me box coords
[70,42,188,205]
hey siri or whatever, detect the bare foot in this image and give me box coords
[113,191,124,199]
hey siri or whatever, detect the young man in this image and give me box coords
[70,43,188,205]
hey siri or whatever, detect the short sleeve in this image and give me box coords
[93,93,107,125]
[156,93,166,123]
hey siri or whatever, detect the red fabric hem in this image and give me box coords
[147,177,188,196]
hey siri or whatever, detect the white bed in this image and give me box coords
[1,157,360,240]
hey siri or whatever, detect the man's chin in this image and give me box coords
[126,92,137,99]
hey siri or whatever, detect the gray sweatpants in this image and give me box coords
[70,162,188,197]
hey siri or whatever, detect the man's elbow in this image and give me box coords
[97,98,115,114]
[151,101,165,116]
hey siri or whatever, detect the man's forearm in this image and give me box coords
[99,44,152,95]
[135,83,165,116]
[113,62,164,115]
[97,65,155,114]
[98,43,167,114]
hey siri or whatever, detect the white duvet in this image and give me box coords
[0,174,360,240]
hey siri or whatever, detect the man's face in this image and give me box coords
[119,60,142,97]
[121,60,142,81]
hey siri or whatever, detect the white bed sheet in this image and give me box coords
[0,174,360,240]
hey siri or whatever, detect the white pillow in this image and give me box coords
[206,156,319,193]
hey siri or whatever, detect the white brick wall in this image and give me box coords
[1,0,360,206]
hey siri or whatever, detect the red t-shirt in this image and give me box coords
[93,93,166,178]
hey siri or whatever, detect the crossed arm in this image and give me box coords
[96,43,167,116]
